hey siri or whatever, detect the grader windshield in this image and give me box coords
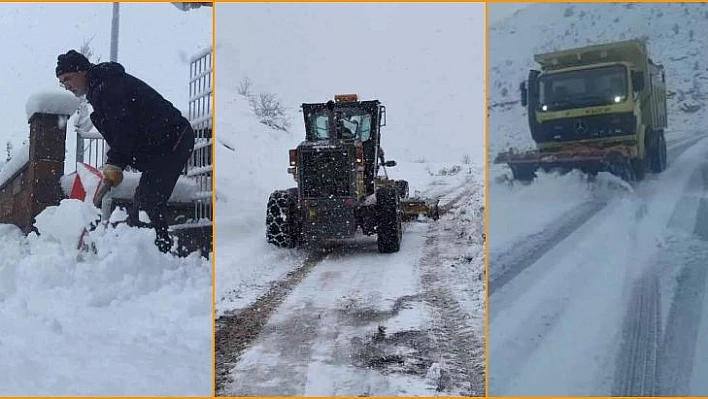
[538,64,628,112]
[307,107,373,141]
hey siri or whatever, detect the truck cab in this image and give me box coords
[499,39,668,182]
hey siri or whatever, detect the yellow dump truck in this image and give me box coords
[495,39,668,182]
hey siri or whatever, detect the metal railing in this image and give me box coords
[185,46,213,225]
[74,99,107,170]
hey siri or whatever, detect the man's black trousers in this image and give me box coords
[128,127,195,253]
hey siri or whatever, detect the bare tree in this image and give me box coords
[238,76,290,132]
[237,77,253,97]
[79,34,102,63]
[5,141,12,163]
[251,93,290,132]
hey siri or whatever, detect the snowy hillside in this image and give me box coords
[488,3,708,396]
[215,3,485,396]
[216,3,483,164]
[488,2,708,160]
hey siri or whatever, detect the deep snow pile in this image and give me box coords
[436,175,485,324]
[488,2,708,161]
[0,200,211,396]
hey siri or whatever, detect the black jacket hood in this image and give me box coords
[88,61,125,78]
[86,62,125,98]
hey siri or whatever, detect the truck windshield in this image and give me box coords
[538,65,628,111]
[307,107,373,141]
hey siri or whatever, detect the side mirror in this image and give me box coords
[520,81,528,107]
[383,160,396,167]
[631,70,645,92]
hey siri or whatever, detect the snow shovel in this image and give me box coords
[76,178,114,251]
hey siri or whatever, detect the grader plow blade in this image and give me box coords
[494,145,636,182]
[401,197,440,221]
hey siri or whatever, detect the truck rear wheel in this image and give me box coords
[376,186,402,253]
[266,189,301,248]
[650,130,667,173]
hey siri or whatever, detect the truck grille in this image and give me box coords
[301,149,353,198]
[536,112,635,143]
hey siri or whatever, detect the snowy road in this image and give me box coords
[489,132,708,395]
[216,169,484,397]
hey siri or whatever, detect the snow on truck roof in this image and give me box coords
[534,39,653,71]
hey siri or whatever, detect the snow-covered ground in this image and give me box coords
[215,3,484,396]
[489,3,708,396]
[0,200,211,395]
[0,4,212,395]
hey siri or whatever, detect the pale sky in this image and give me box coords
[0,3,211,151]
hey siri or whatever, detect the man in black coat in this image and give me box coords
[56,50,195,253]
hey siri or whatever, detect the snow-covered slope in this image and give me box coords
[216,3,483,164]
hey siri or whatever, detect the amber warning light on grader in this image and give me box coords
[334,93,358,102]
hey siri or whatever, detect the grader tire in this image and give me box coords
[376,186,402,253]
[265,189,301,248]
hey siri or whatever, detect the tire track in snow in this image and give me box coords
[613,156,708,396]
[489,135,705,296]
[667,133,708,162]
[489,199,608,295]
[612,269,661,396]
[215,250,326,395]
[216,177,476,395]
[656,238,708,395]
[419,184,485,396]
[655,162,708,395]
